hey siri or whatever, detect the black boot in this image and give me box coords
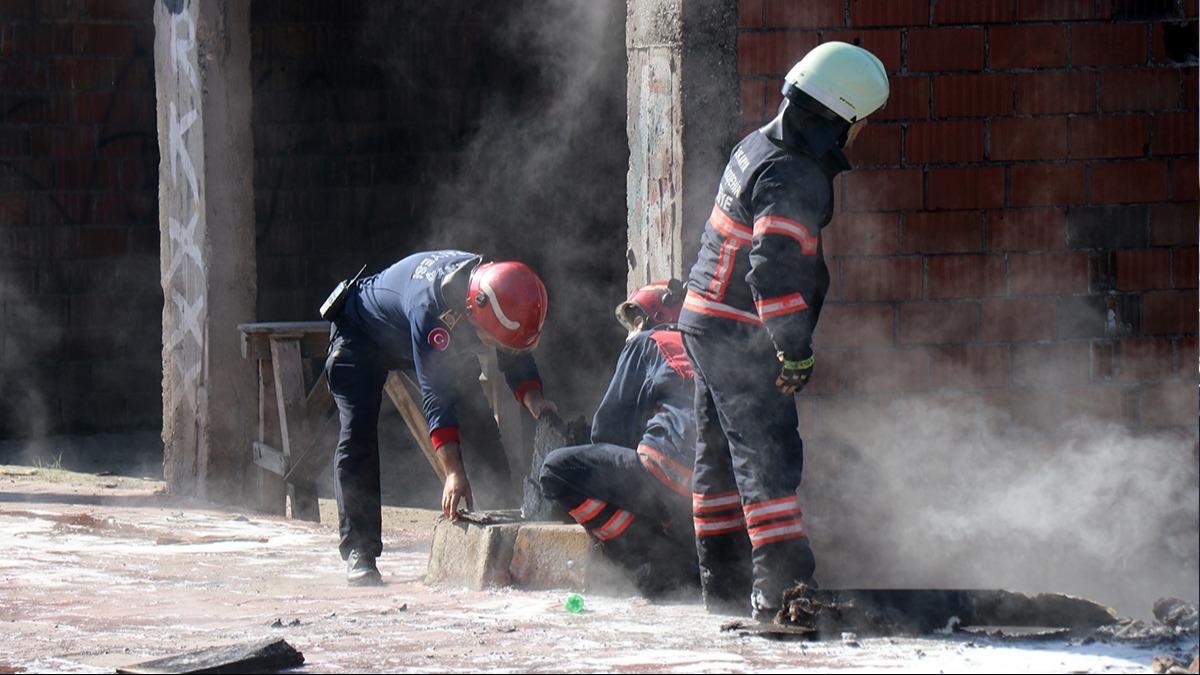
[346,549,383,586]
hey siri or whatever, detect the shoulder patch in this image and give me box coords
[648,330,693,379]
[427,327,451,351]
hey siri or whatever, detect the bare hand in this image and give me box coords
[522,390,558,420]
[441,471,474,520]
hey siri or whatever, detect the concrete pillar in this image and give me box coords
[625,0,740,292]
[154,0,256,503]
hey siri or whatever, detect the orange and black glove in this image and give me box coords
[775,351,814,394]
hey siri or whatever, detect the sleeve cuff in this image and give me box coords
[430,426,460,449]
[513,379,542,403]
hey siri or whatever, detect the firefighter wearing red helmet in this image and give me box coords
[322,250,555,585]
[539,280,700,597]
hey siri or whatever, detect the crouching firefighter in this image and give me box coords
[539,281,699,597]
[322,250,557,585]
[678,42,890,618]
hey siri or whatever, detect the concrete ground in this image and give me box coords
[0,466,1185,673]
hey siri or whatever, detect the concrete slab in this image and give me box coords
[508,523,592,590]
[425,517,522,590]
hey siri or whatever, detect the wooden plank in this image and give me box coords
[239,321,329,334]
[384,371,446,483]
[252,442,285,476]
[116,638,303,674]
[282,369,337,485]
[254,359,286,515]
[270,337,320,522]
[241,330,328,361]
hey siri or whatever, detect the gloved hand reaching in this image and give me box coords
[775,351,814,394]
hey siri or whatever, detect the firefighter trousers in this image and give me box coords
[326,322,512,561]
[682,328,815,615]
[539,442,697,594]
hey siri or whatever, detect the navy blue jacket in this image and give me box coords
[591,329,696,476]
[678,127,849,358]
[340,250,541,438]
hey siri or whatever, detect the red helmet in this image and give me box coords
[616,279,684,332]
[465,261,548,352]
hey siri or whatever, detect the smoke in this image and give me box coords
[804,394,1199,619]
[362,1,629,417]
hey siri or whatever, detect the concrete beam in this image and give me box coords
[154,0,257,503]
[625,0,739,291]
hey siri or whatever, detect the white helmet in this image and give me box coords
[783,41,889,123]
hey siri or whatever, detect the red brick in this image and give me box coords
[935,74,1012,117]
[850,0,928,26]
[990,117,1068,161]
[1017,0,1095,20]
[0,193,30,225]
[1174,246,1198,289]
[1150,203,1200,245]
[824,212,900,256]
[981,297,1057,341]
[740,80,769,125]
[843,122,901,165]
[77,226,127,258]
[1015,71,1095,115]
[931,344,1010,388]
[765,0,844,28]
[1072,24,1149,66]
[903,211,983,253]
[740,0,763,27]
[801,349,843,395]
[72,24,135,55]
[1009,251,1090,294]
[1116,338,1175,380]
[989,25,1068,69]
[739,31,821,75]
[899,301,980,343]
[84,0,147,20]
[874,76,930,121]
[905,120,984,163]
[1100,69,1180,112]
[1184,67,1198,109]
[813,303,895,347]
[908,28,984,72]
[934,0,1015,24]
[927,167,1005,210]
[1010,163,1087,207]
[821,31,903,73]
[1171,158,1198,201]
[1152,111,1199,156]
[1176,335,1198,376]
[1139,382,1198,427]
[1091,161,1170,204]
[1115,248,1172,290]
[927,254,1007,299]
[0,61,46,90]
[49,58,113,90]
[841,258,923,301]
[986,207,1067,251]
[1012,342,1093,385]
[1143,291,1195,334]
[1068,116,1148,159]
[844,168,923,211]
[30,126,95,158]
[843,348,931,392]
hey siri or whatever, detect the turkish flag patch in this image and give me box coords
[428,327,451,351]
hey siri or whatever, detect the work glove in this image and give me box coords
[775,351,814,394]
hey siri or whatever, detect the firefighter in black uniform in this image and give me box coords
[539,281,698,597]
[677,42,890,618]
[324,251,556,585]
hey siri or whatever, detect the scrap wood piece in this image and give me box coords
[116,638,303,674]
[767,587,1119,639]
[720,619,817,642]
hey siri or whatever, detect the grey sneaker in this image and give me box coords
[346,550,383,586]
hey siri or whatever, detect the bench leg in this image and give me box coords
[256,359,287,516]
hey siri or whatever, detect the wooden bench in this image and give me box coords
[238,322,446,521]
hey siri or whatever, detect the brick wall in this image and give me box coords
[0,0,160,438]
[738,0,1198,436]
